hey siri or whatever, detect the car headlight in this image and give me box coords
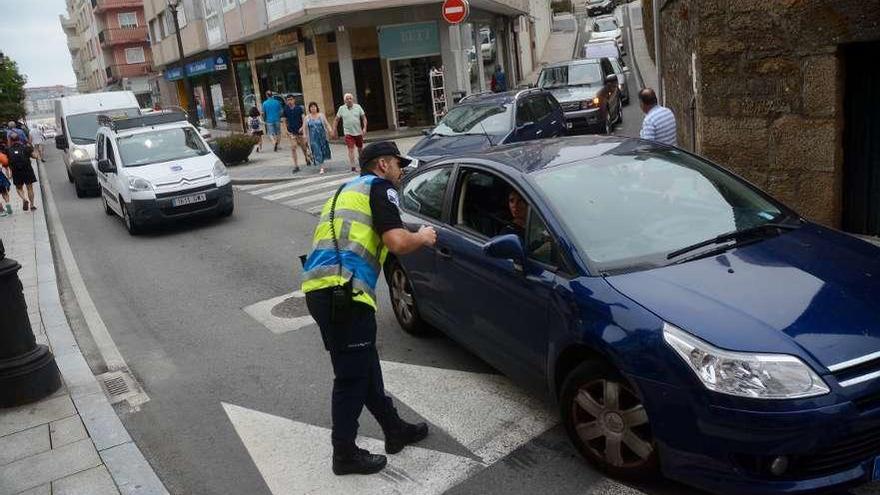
[582,97,601,110]
[71,148,89,161]
[127,176,153,192]
[213,160,228,178]
[663,323,830,399]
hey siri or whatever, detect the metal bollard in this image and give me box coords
[0,238,62,408]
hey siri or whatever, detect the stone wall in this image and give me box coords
[648,0,880,227]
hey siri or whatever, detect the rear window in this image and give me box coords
[594,19,618,32]
[538,63,602,88]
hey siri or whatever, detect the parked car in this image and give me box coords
[537,58,622,134]
[95,111,233,235]
[405,89,566,169]
[586,0,614,16]
[608,57,630,105]
[387,135,880,495]
[589,15,625,54]
[41,126,57,139]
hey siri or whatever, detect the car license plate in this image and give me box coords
[873,456,880,480]
[172,193,207,207]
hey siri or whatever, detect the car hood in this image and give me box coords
[604,224,880,370]
[124,153,217,186]
[545,85,601,103]
[408,133,500,162]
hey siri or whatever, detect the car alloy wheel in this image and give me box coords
[389,261,433,336]
[121,202,141,235]
[102,194,113,216]
[561,362,658,478]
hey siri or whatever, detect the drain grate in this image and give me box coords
[103,376,130,397]
[96,370,149,408]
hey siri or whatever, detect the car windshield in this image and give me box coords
[594,19,618,32]
[539,63,603,88]
[66,107,140,144]
[432,103,513,136]
[117,127,210,167]
[533,147,786,273]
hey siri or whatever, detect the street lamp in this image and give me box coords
[167,0,198,126]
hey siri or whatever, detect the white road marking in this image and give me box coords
[222,402,483,495]
[247,173,348,196]
[263,176,351,201]
[283,190,342,208]
[235,183,277,191]
[379,361,558,465]
[242,291,315,335]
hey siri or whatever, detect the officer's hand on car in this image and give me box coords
[418,225,437,247]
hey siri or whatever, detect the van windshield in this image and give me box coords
[66,107,140,144]
[117,127,210,167]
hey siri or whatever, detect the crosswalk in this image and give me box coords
[235,172,355,214]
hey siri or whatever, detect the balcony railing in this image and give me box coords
[105,63,153,83]
[92,0,143,13]
[98,27,148,47]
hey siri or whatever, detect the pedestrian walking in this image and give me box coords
[491,65,507,93]
[638,88,677,146]
[302,102,335,175]
[6,133,37,211]
[301,141,436,476]
[5,122,26,146]
[282,94,312,174]
[262,91,284,152]
[0,151,12,217]
[247,107,264,153]
[31,126,46,163]
[333,94,368,173]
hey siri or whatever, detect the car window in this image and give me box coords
[526,211,561,267]
[106,139,117,166]
[117,127,209,167]
[96,134,105,160]
[433,103,513,137]
[529,96,554,122]
[595,19,618,32]
[65,107,140,145]
[455,168,519,239]
[538,63,602,88]
[401,167,452,221]
[516,99,534,126]
[600,59,614,78]
[609,58,622,74]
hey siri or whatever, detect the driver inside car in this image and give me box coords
[500,189,553,259]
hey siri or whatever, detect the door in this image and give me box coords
[843,41,880,235]
[601,58,620,119]
[353,58,388,130]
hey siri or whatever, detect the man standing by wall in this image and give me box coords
[638,88,677,146]
[282,95,312,174]
[301,141,436,475]
[261,91,283,152]
[333,94,368,173]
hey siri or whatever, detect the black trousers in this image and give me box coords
[306,289,400,453]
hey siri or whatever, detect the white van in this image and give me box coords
[54,91,141,197]
[94,111,233,235]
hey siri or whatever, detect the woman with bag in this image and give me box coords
[302,102,335,175]
[247,107,264,153]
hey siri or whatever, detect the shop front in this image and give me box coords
[379,21,443,128]
[164,52,240,129]
[245,28,305,112]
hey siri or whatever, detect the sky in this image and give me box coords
[0,0,77,88]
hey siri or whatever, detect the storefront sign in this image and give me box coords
[442,0,469,24]
[378,22,440,60]
[229,44,248,62]
[164,66,184,81]
[186,54,229,77]
[273,28,300,49]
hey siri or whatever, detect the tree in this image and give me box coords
[0,52,27,124]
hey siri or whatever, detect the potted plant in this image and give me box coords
[211,134,260,165]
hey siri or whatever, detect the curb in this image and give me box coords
[623,3,646,91]
[36,163,169,495]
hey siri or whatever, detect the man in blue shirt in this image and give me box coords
[639,88,677,146]
[261,91,283,152]
[282,94,312,173]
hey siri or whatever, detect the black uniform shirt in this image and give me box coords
[363,172,404,235]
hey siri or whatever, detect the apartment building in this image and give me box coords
[60,0,157,106]
[25,86,79,119]
[143,0,551,131]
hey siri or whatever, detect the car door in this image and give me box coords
[600,58,621,117]
[510,97,538,143]
[104,137,122,212]
[397,165,456,327]
[533,94,566,138]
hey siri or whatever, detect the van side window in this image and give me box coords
[96,135,105,160]
[106,139,117,166]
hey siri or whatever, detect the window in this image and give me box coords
[106,139,117,166]
[527,96,553,122]
[157,13,167,38]
[433,103,513,137]
[525,213,560,267]
[455,169,517,239]
[516,98,534,126]
[222,0,236,12]
[600,58,614,78]
[117,128,209,167]
[402,167,452,221]
[150,19,160,42]
[118,12,138,28]
[96,134,105,160]
[125,47,146,64]
[538,63,602,88]
[163,9,176,37]
[176,5,187,28]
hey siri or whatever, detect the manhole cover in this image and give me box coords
[270,294,309,318]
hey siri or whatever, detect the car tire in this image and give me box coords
[66,167,74,183]
[121,201,141,235]
[560,361,659,480]
[74,179,87,198]
[388,259,434,336]
[102,194,114,216]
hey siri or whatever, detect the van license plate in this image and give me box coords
[172,193,207,207]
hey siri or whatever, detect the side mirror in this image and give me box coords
[605,74,618,85]
[483,234,525,263]
[55,135,68,150]
[97,159,116,174]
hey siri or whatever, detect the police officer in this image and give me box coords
[301,140,438,475]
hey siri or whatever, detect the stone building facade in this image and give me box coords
[643,0,880,232]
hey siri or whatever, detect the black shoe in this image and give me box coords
[292,167,301,174]
[22,201,29,211]
[332,448,387,475]
[385,421,429,454]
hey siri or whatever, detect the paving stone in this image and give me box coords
[50,416,88,449]
[101,443,169,495]
[53,465,119,495]
[0,425,50,466]
[0,438,101,495]
[73,392,131,452]
[0,395,76,437]
[16,484,50,495]
[53,352,102,398]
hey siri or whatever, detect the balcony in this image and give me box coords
[99,27,148,47]
[105,63,153,83]
[67,33,81,53]
[59,15,76,30]
[91,0,143,13]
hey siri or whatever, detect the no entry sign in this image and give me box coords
[442,0,469,25]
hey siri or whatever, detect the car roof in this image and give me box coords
[459,88,547,104]
[426,136,668,174]
[107,121,192,138]
[543,58,603,69]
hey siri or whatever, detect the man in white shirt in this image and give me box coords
[639,88,677,146]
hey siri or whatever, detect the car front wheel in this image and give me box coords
[121,201,142,235]
[560,361,658,479]
[388,260,433,336]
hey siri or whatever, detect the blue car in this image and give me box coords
[385,135,880,494]
[405,88,567,169]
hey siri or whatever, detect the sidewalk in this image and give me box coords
[0,166,166,495]
[625,0,658,91]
